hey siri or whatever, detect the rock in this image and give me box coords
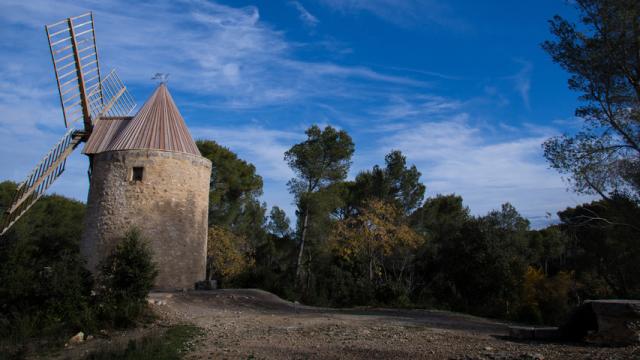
[584,299,640,346]
[483,346,493,351]
[69,331,84,344]
[533,327,561,340]
[520,353,544,360]
[509,326,560,340]
[86,335,94,341]
[509,326,534,339]
[196,280,218,290]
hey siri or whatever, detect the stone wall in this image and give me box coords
[81,149,211,290]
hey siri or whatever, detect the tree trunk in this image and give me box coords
[295,206,310,281]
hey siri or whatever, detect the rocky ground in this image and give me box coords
[146,289,639,360]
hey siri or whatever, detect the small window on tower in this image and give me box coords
[132,167,144,182]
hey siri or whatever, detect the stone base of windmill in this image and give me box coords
[584,300,640,346]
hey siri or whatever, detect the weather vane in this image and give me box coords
[152,73,170,84]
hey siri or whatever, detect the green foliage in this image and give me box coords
[542,0,640,199]
[558,196,640,299]
[85,324,203,360]
[0,181,92,341]
[196,140,266,233]
[284,125,355,287]
[346,150,425,216]
[95,229,158,328]
[285,125,355,196]
[267,206,290,238]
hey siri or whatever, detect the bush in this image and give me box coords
[95,229,158,328]
[86,324,203,360]
[0,186,92,342]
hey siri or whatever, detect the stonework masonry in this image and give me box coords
[81,149,211,290]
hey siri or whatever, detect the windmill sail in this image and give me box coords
[0,129,84,236]
[88,70,136,119]
[0,72,133,237]
[46,12,103,130]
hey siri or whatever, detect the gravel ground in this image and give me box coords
[149,289,640,360]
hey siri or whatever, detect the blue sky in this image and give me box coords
[0,0,592,228]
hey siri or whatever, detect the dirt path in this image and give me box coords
[149,289,639,360]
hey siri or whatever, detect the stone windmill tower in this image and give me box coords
[0,13,211,290]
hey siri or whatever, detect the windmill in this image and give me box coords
[0,12,136,236]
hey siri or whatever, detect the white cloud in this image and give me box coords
[191,126,301,182]
[0,0,589,229]
[317,0,468,30]
[0,0,427,209]
[374,114,593,227]
[290,1,319,27]
[509,60,533,110]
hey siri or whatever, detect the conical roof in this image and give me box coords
[108,84,201,156]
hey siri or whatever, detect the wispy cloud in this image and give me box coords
[0,0,423,111]
[317,0,468,30]
[191,126,301,182]
[373,114,592,227]
[0,0,587,228]
[290,1,319,27]
[508,60,533,110]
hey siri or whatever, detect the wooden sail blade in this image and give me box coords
[0,129,85,237]
[88,70,136,119]
[46,12,102,131]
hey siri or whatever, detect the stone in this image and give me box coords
[81,149,211,290]
[584,299,640,346]
[196,279,218,290]
[520,353,544,360]
[509,326,535,339]
[69,331,84,344]
[533,327,561,340]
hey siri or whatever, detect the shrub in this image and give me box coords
[95,229,158,328]
[0,187,92,342]
[206,226,255,286]
[85,324,203,360]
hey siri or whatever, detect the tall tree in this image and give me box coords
[347,150,425,217]
[542,0,640,200]
[267,206,291,238]
[285,125,355,281]
[196,140,266,235]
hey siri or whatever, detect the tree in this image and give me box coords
[431,203,530,317]
[196,140,265,231]
[558,197,640,298]
[284,125,355,281]
[542,0,640,200]
[346,150,425,217]
[206,225,255,285]
[330,199,423,283]
[267,206,291,238]
[409,194,470,302]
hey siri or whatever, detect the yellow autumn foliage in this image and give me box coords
[330,199,424,281]
[207,225,255,281]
